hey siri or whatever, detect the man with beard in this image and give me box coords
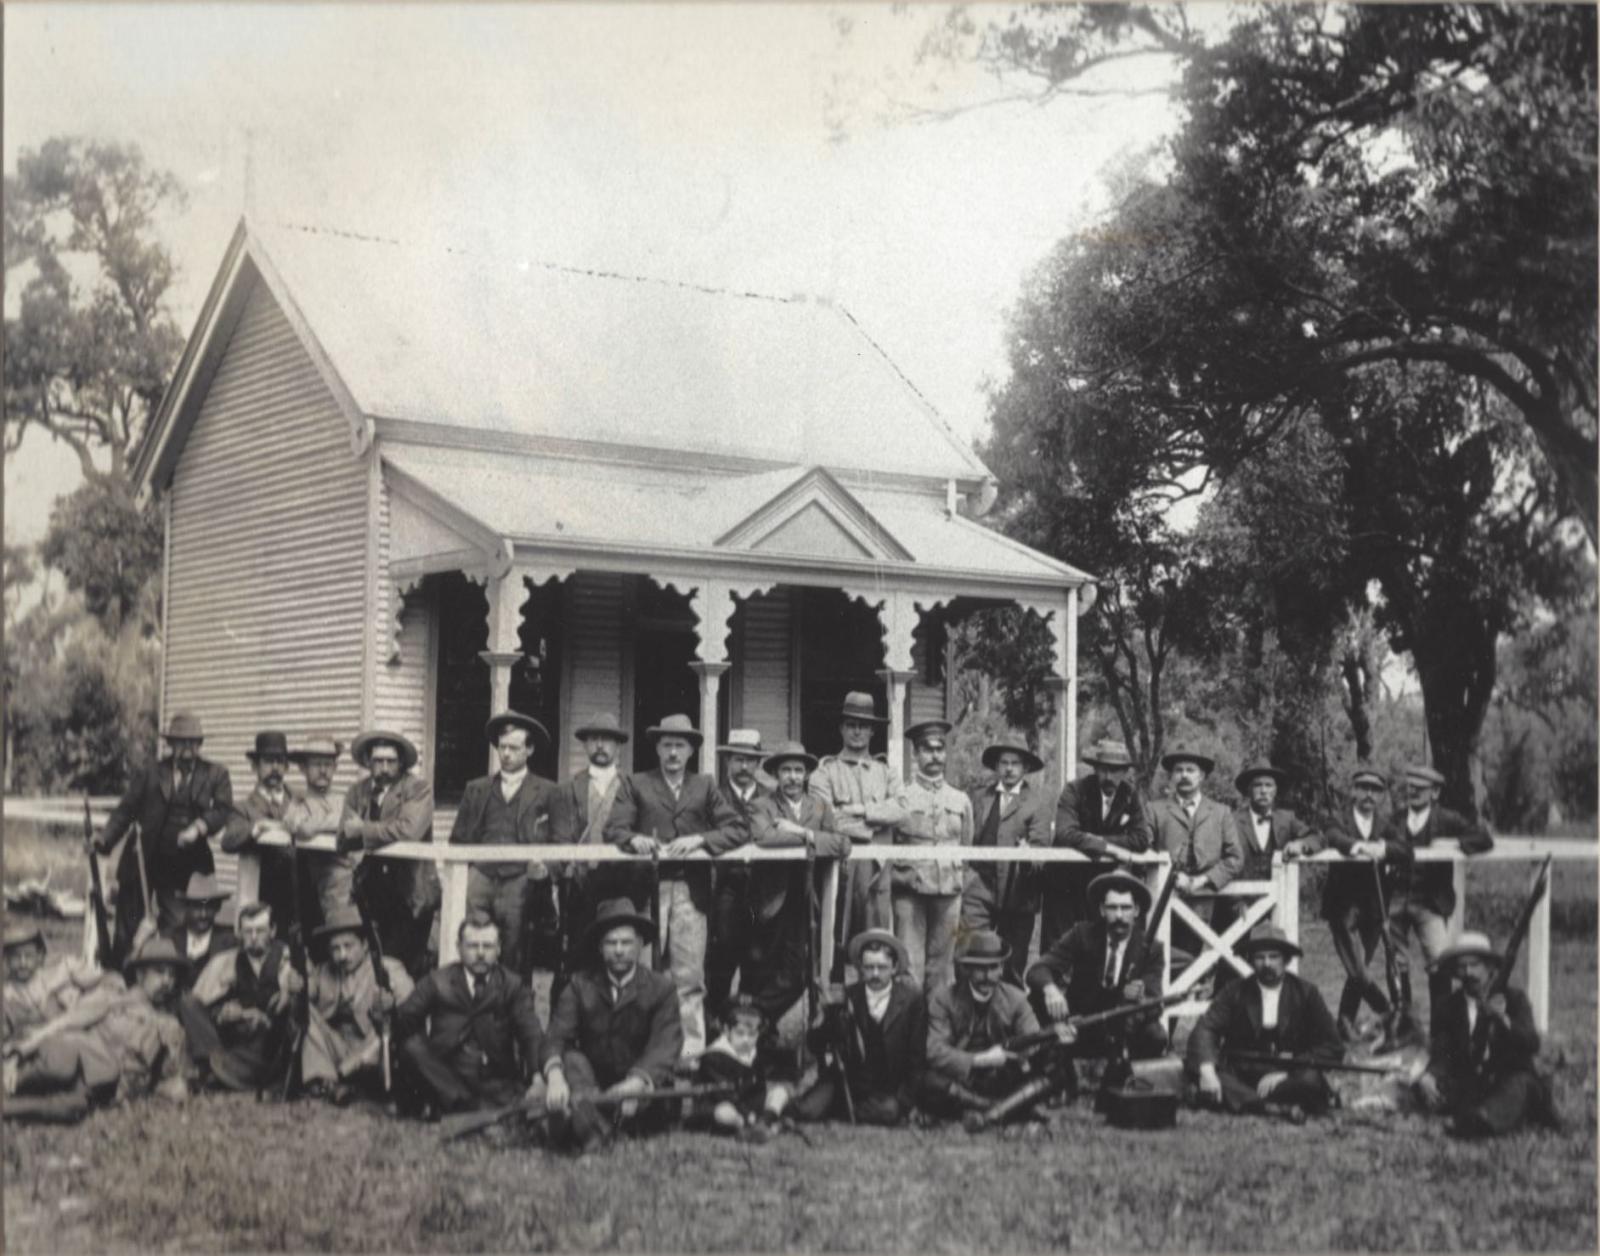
[541,898,685,1152]
[162,873,238,1069]
[1148,746,1244,973]
[1187,925,1342,1123]
[3,923,119,1047]
[961,740,1050,988]
[340,731,437,977]
[393,911,545,1119]
[285,735,349,924]
[707,729,768,1016]
[4,937,191,1123]
[191,901,292,1092]
[290,904,415,1104]
[893,720,973,995]
[920,931,1042,1121]
[96,712,234,956]
[450,711,556,979]
[222,731,303,927]
[546,713,631,967]
[792,928,926,1126]
[1047,740,1152,953]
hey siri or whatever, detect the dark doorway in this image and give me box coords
[798,587,888,760]
[630,579,703,773]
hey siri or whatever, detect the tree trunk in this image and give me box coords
[1412,615,1499,821]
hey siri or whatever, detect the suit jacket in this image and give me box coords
[1149,796,1245,891]
[394,961,543,1083]
[1186,972,1342,1070]
[102,757,233,893]
[1231,806,1319,881]
[925,980,1038,1084]
[1316,807,1407,920]
[605,770,748,909]
[449,772,556,878]
[547,769,623,844]
[965,780,1050,913]
[836,978,926,1106]
[542,964,684,1089]
[747,792,841,921]
[341,774,439,916]
[1425,986,1540,1094]
[714,782,770,884]
[1025,921,1165,1016]
[1388,806,1493,919]
[1054,773,1152,854]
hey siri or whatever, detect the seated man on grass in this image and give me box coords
[920,930,1040,1122]
[190,901,293,1092]
[3,922,121,1047]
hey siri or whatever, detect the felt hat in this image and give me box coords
[1087,870,1152,914]
[584,897,657,950]
[762,740,818,776]
[124,936,190,977]
[982,741,1044,774]
[485,710,549,746]
[314,904,368,943]
[162,712,205,742]
[3,922,45,953]
[289,735,344,763]
[1237,924,1302,961]
[839,692,887,725]
[574,713,629,743]
[1234,760,1287,794]
[905,719,953,745]
[1083,739,1134,770]
[178,873,231,905]
[1350,766,1387,789]
[644,713,702,745]
[245,731,291,761]
[717,729,766,758]
[1404,764,1446,787]
[1160,744,1215,775]
[1434,930,1503,969]
[847,927,907,971]
[954,930,1011,967]
[352,730,419,773]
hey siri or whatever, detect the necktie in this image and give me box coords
[1103,943,1119,989]
[368,787,386,821]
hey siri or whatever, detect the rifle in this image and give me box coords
[822,994,860,1125]
[648,840,664,972]
[351,890,395,1094]
[1489,854,1552,999]
[82,798,114,968]
[1369,857,1416,1043]
[801,830,817,1077]
[1226,1051,1403,1076]
[1004,989,1190,1054]
[439,1081,738,1143]
[276,826,313,1101]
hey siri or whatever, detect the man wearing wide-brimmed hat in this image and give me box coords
[920,930,1043,1120]
[605,713,747,1060]
[1187,925,1342,1122]
[97,710,235,959]
[541,897,685,1151]
[743,741,851,1028]
[165,871,237,978]
[1048,738,1152,953]
[810,691,909,951]
[792,928,926,1126]
[222,731,304,929]
[893,719,974,995]
[5,936,191,1122]
[707,729,770,1015]
[1415,930,1558,1137]
[546,712,632,963]
[3,922,119,1047]
[289,904,415,1104]
[1148,744,1244,970]
[340,730,438,977]
[285,735,350,923]
[449,711,557,978]
[961,739,1050,987]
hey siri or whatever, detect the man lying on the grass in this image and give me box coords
[392,909,544,1120]
[4,936,190,1123]
[4,921,120,1046]
[541,897,684,1153]
[1186,925,1342,1123]
[1415,929,1561,1138]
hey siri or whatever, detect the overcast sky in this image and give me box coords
[5,3,1180,543]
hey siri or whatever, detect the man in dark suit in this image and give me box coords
[163,872,238,1067]
[222,731,304,931]
[962,740,1050,987]
[707,729,769,1017]
[1187,925,1342,1121]
[393,910,545,1118]
[1148,745,1244,972]
[921,931,1043,1120]
[546,712,631,965]
[541,898,685,1152]
[97,711,234,959]
[605,713,747,1061]
[793,929,926,1125]
[1047,739,1152,952]
[744,742,850,1029]
[449,711,556,978]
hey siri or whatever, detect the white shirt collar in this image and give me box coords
[865,983,892,1021]
[499,767,527,799]
[588,762,618,788]
[1407,805,1432,834]
[1258,981,1283,1028]
[1354,810,1374,838]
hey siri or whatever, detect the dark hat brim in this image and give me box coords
[1087,871,1153,914]
[1161,751,1215,774]
[847,928,906,969]
[585,910,657,951]
[955,943,1013,966]
[1238,936,1304,960]
[645,724,704,744]
[839,709,889,725]
[762,750,819,775]
[486,712,550,746]
[1234,766,1288,793]
[352,731,419,773]
[313,918,368,943]
[982,743,1044,774]
[1085,752,1135,769]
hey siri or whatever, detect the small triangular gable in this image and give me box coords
[715,467,911,562]
[385,461,508,581]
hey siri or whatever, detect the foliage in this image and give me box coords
[39,477,164,635]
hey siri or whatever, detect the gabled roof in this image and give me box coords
[137,217,995,494]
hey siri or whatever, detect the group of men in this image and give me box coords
[0,700,1560,1144]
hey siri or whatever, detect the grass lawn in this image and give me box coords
[3,828,1595,1252]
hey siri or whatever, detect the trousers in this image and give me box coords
[891,890,961,995]
[656,878,708,1058]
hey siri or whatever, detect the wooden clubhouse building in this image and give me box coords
[133,219,1093,810]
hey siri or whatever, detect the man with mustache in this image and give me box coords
[223,731,304,928]
[190,901,292,1091]
[707,729,769,1016]
[285,735,350,925]
[1148,745,1244,974]
[547,713,631,970]
[961,740,1050,989]
[920,930,1042,1121]
[892,720,973,995]
[1048,740,1153,953]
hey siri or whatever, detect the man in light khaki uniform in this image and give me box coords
[893,719,974,994]
[285,735,349,925]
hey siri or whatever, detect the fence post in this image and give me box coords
[236,850,261,907]
[438,860,468,966]
[1273,856,1301,974]
[819,858,839,983]
[1528,875,1552,1035]
[1449,859,1468,935]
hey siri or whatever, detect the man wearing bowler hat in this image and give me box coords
[161,871,239,1068]
[707,729,770,1015]
[810,692,908,956]
[1187,924,1342,1122]
[285,735,350,924]
[223,730,304,928]
[546,712,632,958]
[96,711,234,961]
[605,713,746,1061]
[961,738,1050,988]
[1148,745,1244,972]
[893,719,973,995]
[1048,739,1153,953]
[921,930,1043,1120]
[541,897,685,1151]
[449,710,557,978]
[340,730,438,977]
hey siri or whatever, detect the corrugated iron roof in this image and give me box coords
[250,222,992,484]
